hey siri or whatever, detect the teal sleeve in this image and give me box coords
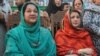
[47,31,56,56]
[4,34,24,56]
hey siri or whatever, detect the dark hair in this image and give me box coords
[22,2,38,16]
[72,0,83,9]
[45,0,63,16]
[70,9,83,28]
[62,3,69,9]
[0,0,3,3]
[70,9,81,17]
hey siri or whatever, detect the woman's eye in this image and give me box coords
[78,3,81,5]
[34,11,37,13]
[27,10,31,13]
[26,9,38,13]
[76,16,80,18]
[71,16,75,19]
[34,10,38,13]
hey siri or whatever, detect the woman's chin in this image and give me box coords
[30,19,36,23]
[26,19,37,25]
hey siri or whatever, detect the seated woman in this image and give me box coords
[55,10,97,56]
[4,2,56,56]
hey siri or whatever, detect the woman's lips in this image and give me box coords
[29,16,37,19]
[73,22,79,25]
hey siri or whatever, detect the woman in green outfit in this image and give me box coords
[4,2,56,56]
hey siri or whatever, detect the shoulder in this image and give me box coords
[40,27,53,38]
[40,27,51,34]
[6,26,20,39]
[55,29,64,38]
[40,27,54,40]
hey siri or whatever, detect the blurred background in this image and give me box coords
[7,0,73,11]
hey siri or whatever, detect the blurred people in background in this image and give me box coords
[83,0,100,55]
[45,0,62,17]
[0,0,12,22]
[0,0,12,56]
[13,0,30,14]
[72,0,83,13]
[30,0,38,4]
[62,2,70,12]
[40,10,51,30]
[44,0,64,37]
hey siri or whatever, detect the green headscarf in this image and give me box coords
[5,2,56,56]
[19,2,40,33]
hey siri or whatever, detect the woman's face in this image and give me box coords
[70,12,81,28]
[24,4,38,25]
[54,0,62,7]
[93,0,100,5]
[63,4,70,11]
[74,0,82,13]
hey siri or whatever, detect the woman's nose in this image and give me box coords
[31,11,35,15]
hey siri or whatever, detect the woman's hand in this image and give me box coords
[78,48,94,55]
[40,11,49,18]
[43,11,49,18]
